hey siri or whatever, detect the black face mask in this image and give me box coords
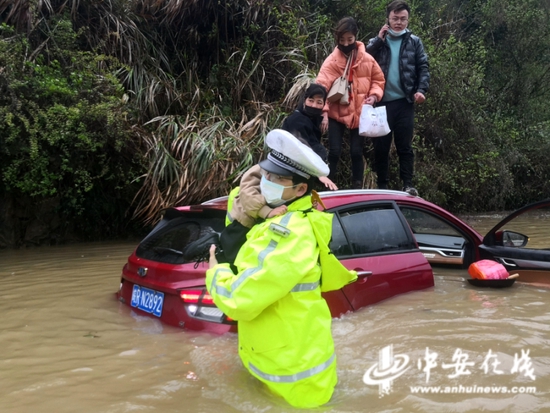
[337,42,356,54]
[302,105,323,118]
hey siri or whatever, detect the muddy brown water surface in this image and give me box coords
[1,214,550,413]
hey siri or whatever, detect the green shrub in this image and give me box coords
[0,18,144,242]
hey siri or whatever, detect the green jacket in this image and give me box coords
[206,195,356,408]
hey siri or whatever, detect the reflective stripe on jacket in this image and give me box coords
[205,195,337,408]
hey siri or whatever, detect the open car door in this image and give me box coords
[479,199,550,284]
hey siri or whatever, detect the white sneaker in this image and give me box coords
[403,186,419,196]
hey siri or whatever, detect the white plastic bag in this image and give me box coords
[359,104,391,137]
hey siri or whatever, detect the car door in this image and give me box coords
[398,205,482,268]
[479,199,550,283]
[327,201,434,312]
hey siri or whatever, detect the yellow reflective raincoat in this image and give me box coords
[206,195,356,408]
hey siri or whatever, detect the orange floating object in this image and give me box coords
[468,260,509,280]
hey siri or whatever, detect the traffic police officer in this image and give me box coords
[206,129,357,408]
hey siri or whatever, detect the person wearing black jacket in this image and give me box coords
[367,0,429,196]
[282,83,337,190]
[282,83,329,162]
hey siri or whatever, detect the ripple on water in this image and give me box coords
[1,241,550,413]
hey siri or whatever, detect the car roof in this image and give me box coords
[186,189,430,213]
[315,189,421,209]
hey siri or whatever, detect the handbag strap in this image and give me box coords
[347,50,356,83]
[342,53,352,78]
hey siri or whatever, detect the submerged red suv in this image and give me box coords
[116,190,550,333]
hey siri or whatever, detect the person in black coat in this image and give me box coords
[282,83,329,162]
[282,83,337,190]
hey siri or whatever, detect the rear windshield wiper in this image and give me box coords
[153,247,184,256]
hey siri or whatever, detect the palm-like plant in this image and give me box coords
[3,0,338,225]
[132,103,286,224]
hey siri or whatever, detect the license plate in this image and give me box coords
[130,285,164,317]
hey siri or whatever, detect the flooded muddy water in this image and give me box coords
[1,214,549,413]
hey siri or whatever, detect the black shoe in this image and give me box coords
[183,232,220,262]
[402,186,419,196]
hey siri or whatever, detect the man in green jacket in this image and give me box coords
[206,129,356,408]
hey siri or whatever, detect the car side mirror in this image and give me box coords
[495,230,529,247]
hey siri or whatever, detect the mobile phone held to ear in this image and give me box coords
[380,20,389,39]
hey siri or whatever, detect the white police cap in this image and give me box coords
[259,129,330,179]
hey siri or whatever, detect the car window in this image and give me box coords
[330,216,352,256]
[400,207,463,237]
[330,204,413,256]
[136,213,225,264]
[400,207,468,265]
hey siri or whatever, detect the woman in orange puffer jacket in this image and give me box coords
[316,17,385,189]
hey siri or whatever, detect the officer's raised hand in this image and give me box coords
[208,244,218,268]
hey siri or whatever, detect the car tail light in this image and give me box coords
[180,290,214,304]
[179,289,235,325]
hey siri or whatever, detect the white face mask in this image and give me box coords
[388,28,407,37]
[260,175,297,207]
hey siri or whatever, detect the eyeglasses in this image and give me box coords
[263,171,293,182]
[389,17,409,23]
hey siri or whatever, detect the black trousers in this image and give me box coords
[372,98,415,188]
[327,118,365,183]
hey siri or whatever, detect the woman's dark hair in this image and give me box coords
[386,1,411,17]
[334,17,358,40]
[304,83,327,101]
[297,83,327,110]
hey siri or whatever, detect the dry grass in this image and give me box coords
[132,102,286,224]
[4,0,336,224]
